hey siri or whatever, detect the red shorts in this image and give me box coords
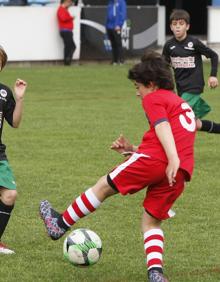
[108,153,185,220]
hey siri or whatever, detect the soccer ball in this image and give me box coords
[63,228,102,267]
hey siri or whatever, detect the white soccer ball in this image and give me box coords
[63,228,102,267]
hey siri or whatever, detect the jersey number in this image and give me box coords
[179,103,196,132]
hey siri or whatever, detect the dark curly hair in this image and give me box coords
[128,50,174,90]
[0,46,7,71]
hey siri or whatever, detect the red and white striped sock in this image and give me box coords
[144,228,164,272]
[62,188,101,227]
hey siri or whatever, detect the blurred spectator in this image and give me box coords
[106,0,127,65]
[57,0,76,65]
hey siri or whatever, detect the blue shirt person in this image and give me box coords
[106,0,127,64]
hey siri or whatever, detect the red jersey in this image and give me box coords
[57,6,74,31]
[137,89,196,180]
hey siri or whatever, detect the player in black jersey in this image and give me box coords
[162,9,220,134]
[0,46,27,254]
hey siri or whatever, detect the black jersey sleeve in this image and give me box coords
[4,86,16,127]
[162,42,171,63]
[195,39,219,77]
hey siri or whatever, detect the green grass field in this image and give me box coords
[0,62,220,282]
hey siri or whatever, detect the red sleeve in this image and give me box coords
[142,93,168,127]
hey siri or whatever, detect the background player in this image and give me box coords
[0,46,27,254]
[162,9,220,134]
[39,51,196,282]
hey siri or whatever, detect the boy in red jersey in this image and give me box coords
[57,0,76,65]
[39,51,196,282]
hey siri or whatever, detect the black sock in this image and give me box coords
[0,200,14,240]
[200,120,220,133]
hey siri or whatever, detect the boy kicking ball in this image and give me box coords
[40,51,196,282]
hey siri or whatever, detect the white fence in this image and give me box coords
[208,6,220,43]
[0,6,81,61]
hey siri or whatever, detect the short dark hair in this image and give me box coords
[128,50,174,91]
[0,46,7,71]
[169,9,190,24]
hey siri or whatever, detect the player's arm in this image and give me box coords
[196,39,219,88]
[161,43,171,64]
[155,121,180,186]
[110,134,138,156]
[13,79,27,128]
[207,47,218,88]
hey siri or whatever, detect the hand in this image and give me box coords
[115,26,121,34]
[14,79,27,100]
[166,156,180,187]
[208,76,218,89]
[110,134,134,155]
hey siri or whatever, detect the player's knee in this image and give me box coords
[141,210,161,233]
[1,189,17,205]
[100,176,117,197]
[92,175,116,200]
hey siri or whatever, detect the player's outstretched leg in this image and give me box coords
[39,187,101,240]
[39,176,117,241]
[39,200,68,240]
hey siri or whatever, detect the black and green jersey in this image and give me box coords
[0,83,15,160]
[162,35,218,96]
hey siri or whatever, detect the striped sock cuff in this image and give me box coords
[144,228,164,241]
[144,228,164,271]
[85,188,101,209]
[62,188,101,227]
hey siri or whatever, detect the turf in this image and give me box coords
[0,62,220,282]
